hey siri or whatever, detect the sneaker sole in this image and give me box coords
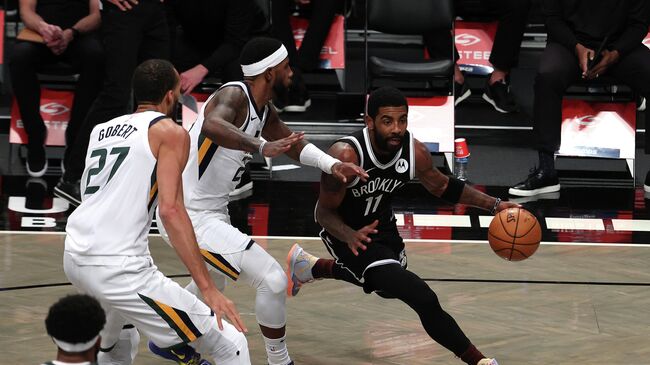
[508,183,560,197]
[454,89,471,106]
[283,99,312,113]
[644,184,650,193]
[285,243,300,297]
[27,160,48,178]
[482,93,515,114]
[228,181,253,197]
[54,186,81,206]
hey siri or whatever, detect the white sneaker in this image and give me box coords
[477,358,499,365]
[285,243,318,297]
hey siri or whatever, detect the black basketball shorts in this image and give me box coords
[319,227,407,288]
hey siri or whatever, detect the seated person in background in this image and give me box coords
[509,0,650,197]
[42,294,105,365]
[9,0,103,177]
[270,0,343,113]
[424,0,531,113]
[166,0,268,94]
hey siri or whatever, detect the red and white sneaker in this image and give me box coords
[285,243,318,297]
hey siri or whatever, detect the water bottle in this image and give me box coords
[454,156,469,181]
[453,138,470,181]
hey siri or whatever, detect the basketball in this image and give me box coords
[488,208,541,261]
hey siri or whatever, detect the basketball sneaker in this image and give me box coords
[148,341,212,365]
[286,243,318,297]
[477,358,499,365]
[509,167,560,197]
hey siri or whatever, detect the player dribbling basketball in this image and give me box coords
[287,87,519,365]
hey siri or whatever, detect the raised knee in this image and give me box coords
[262,262,288,295]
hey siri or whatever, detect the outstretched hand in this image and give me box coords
[495,200,521,213]
[331,162,369,184]
[346,220,378,256]
[202,289,248,333]
[260,132,305,157]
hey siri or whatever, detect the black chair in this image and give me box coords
[364,0,454,93]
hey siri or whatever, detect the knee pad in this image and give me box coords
[260,262,287,295]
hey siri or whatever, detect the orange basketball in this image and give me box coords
[488,207,541,261]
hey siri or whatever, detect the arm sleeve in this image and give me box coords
[542,0,579,52]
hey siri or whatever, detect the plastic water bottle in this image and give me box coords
[454,156,469,181]
[453,138,470,181]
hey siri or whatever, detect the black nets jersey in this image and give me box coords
[327,127,415,232]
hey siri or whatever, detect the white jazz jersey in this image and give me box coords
[183,81,268,213]
[65,111,165,257]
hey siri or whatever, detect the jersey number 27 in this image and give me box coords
[85,147,130,195]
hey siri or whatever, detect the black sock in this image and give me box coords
[312,258,334,279]
[538,150,555,173]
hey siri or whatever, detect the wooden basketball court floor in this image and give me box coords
[2,232,649,364]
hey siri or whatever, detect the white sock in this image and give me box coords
[263,335,291,365]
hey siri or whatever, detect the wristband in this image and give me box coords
[258,140,267,156]
[491,198,501,215]
[70,27,80,38]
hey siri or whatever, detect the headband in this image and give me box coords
[241,45,288,77]
[52,335,99,353]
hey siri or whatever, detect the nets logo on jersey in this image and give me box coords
[395,159,409,174]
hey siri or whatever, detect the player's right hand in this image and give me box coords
[203,289,248,333]
[346,220,379,256]
[261,132,304,157]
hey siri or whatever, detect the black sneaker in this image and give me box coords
[229,170,253,200]
[26,145,48,178]
[509,168,560,197]
[454,81,471,106]
[482,78,518,113]
[284,86,311,113]
[638,96,646,112]
[54,178,81,206]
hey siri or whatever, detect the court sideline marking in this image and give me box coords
[1,230,650,248]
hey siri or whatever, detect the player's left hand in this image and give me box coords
[331,162,368,184]
[180,64,209,95]
[496,200,521,213]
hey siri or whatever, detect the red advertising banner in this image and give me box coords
[9,89,74,146]
[454,21,497,76]
[290,14,345,70]
[559,100,636,159]
[406,96,454,153]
